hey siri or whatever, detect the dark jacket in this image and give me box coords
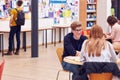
[75,62,120,80]
[62,33,87,59]
[82,62,120,76]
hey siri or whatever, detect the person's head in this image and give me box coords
[85,25,105,57]
[107,15,118,27]
[16,0,23,7]
[71,21,82,40]
[5,2,10,9]
[90,25,103,39]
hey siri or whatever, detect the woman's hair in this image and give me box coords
[107,15,118,26]
[70,21,82,30]
[84,25,106,57]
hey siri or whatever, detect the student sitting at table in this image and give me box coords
[62,21,87,80]
[105,15,120,51]
[77,25,120,80]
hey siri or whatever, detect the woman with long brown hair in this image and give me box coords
[80,25,117,62]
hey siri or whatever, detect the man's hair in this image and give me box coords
[70,21,82,30]
[17,0,23,7]
[5,2,10,5]
[107,15,118,26]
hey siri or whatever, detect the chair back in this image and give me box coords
[0,60,5,80]
[56,48,64,64]
[89,73,112,80]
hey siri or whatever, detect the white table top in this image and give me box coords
[63,56,83,65]
[64,56,120,66]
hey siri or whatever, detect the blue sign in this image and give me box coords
[50,0,67,4]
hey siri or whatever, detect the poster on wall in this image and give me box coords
[0,0,5,18]
[12,0,30,12]
[39,0,79,20]
[0,0,31,19]
[23,0,30,13]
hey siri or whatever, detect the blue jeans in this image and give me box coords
[62,61,81,80]
[8,26,21,52]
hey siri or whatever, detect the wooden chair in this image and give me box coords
[0,59,5,80]
[56,48,71,80]
[89,73,113,80]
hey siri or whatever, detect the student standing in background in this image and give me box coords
[5,0,23,55]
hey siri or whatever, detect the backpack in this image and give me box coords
[15,8,25,26]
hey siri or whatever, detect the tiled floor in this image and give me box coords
[1,43,120,80]
[1,43,70,80]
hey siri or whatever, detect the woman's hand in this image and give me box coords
[116,58,120,64]
[75,51,80,56]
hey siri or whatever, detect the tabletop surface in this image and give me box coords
[0,25,69,33]
[64,56,120,66]
[63,56,83,65]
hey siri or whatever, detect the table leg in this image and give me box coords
[0,35,1,52]
[45,29,47,48]
[23,32,26,52]
[42,30,44,45]
[51,29,53,44]
[0,34,4,57]
[1,34,4,57]
[59,28,61,43]
[54,28,56,46]
[63,28,65,39]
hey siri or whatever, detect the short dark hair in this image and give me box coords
[70,21,82,30]
[17,0,23,7]
[5,2,10,5]
[107,15,118,26]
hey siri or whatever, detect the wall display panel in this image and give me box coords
[0,0,5,18]
[39,0,79,20]
[11,0,30,13]
[0,0,78,22]
[0,0,31,19]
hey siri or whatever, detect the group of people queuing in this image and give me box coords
[62,15,120,80]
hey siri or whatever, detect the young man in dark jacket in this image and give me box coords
[62,21,87,80]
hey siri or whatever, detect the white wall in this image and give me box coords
[0,18,71,50]
[97,0,112,33]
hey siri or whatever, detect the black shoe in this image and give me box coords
[14,51,19,55]
[4,51,13,55]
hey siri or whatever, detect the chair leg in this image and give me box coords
[56,70,72,80]
[69,72,71,80]
[56,70,61,80]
